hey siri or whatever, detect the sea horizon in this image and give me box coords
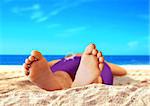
[0,55,149,65]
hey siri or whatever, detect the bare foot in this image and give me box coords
[72,44,104,87]
[23,50,62,90]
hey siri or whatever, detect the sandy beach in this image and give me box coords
[0,65,150,106]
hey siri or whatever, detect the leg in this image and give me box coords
[23,50,72,91]
[48,60,60,67]
[73,54,127,76]
[72,44,104,87]
[106,62,127,76]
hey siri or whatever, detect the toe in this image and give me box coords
[97,51,102,58]
[31,50,43,60]
[23,63,28,69]
[99,56,104,63]
[25,58,31,64]
[23,63,30,75]
[28,56,36,62]
[99,63,104,71]
[92,49,98,56]
[23,63,31,70]
[84,43,96,55]
[24,69,30,76]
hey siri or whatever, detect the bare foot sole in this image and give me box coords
[23,50,61,90]
[72,44,104,87]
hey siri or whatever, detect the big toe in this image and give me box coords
[84,43,96,55]
[31,50,43,60]
[92,49,98,56]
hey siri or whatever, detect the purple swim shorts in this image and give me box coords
[51,56,113,85]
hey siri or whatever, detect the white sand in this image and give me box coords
[0,65,150,106]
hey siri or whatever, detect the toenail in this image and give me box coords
[34,58,38,61]
[33,56,39,60]
[28,59,31,62]
[99,58,104,62]
[26,60,31,64]
[25,59,28,62]
[27,64,31,68]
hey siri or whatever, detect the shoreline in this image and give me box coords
[0,65,150,72]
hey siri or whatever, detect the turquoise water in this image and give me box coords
[0,55,149,65]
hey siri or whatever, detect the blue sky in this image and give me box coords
[0,0,149,55]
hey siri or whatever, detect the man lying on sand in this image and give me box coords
[23,44,127,91]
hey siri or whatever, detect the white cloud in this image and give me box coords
[127,41,139,48]
[50,6,67,16]
[32,0,94,22]
[11,3,48,23]
[36,16,49,23]
[32,4,40,10]
[30,11,43,20]
[48,0,97,16]
[11,0,97,23]
[12,4,40,14]
[21,4,40,11]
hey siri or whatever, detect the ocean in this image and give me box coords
[0,55,149,65]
